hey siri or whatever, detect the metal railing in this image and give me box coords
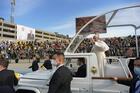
[103,57,130,78]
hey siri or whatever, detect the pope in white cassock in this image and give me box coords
[91,33,109,76]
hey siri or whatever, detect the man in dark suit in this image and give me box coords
[117,48,135,86]
[75,58,87,77]
[29,56,40,71]
[0,58,18,93]
[129,58,140,93]
[41,55,52,70]
[114,58,140,93]
[48,52,73,93]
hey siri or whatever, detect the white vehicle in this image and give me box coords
[15,5,140,93]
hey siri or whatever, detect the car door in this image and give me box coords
[65,56,90,93]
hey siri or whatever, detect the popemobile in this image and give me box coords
[15,5,140,93]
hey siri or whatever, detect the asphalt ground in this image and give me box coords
[8,59,45,74]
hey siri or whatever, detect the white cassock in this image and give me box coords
[91,40,109,76]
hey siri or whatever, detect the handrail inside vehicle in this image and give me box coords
[92,77,132,81]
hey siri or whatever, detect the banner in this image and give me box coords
[17,25,35,40]
[76,16,106,34]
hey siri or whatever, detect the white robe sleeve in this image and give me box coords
[94,41,109,52]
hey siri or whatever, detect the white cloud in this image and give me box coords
[73,3,140,37]
[75,3,140,17]
[47,21,75,37]
[103,6,140,38]
[15,0,42,17]
[100,27,135,38]
[48,22,74,30]
[107,7,140,26]
[47,3,140,37]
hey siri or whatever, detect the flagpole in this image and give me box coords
[10,0,16,23]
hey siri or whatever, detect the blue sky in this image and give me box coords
[0,0,140,37]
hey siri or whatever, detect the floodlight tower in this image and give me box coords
[10,0,15,23]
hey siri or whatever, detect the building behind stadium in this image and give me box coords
[0,17,70,42]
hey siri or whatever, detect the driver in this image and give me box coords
[75,58,87,77]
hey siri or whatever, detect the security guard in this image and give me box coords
[0,58,18,93]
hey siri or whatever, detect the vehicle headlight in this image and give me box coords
[15,72,23,80]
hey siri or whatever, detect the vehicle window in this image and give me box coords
[65,58,87,78]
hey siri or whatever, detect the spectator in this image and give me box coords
[125,48,134,57]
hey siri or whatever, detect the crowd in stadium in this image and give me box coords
[77,35,140,57]
[105,35,138,56]
[0,35,139,60]
[0,41,68,60]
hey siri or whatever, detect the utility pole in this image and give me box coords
[10,0,15,23]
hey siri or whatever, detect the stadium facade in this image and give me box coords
[0,18,69,42]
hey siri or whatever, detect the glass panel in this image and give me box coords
[66,6,140,57]
[65,57,87,78]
